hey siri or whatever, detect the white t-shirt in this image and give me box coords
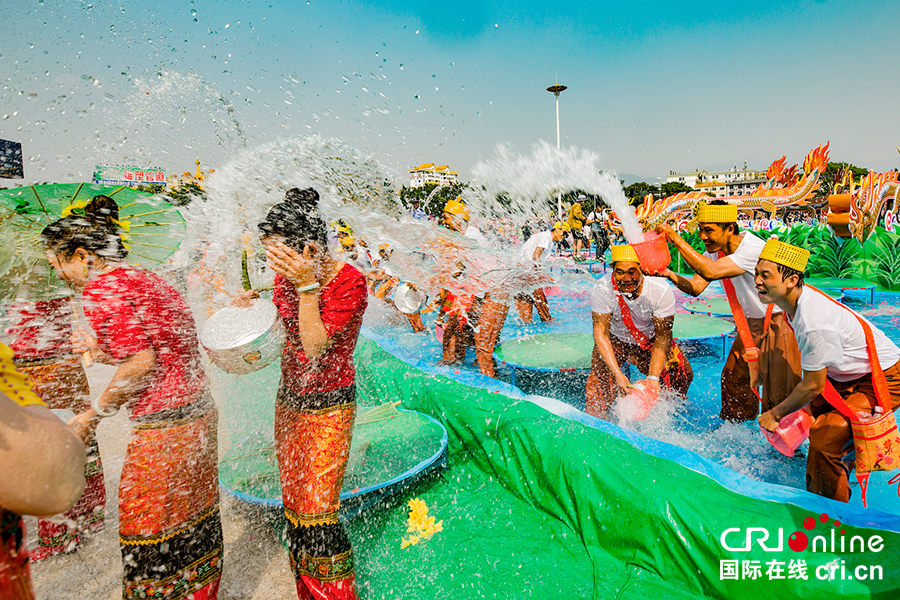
[590,274,676,344]
[791,288,900,382]
[464,225,487,246]
[519,230,553,261]
[704,232,779,320]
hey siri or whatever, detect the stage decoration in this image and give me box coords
[609,144,830,234]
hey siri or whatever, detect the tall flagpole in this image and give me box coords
[546,83,567,219]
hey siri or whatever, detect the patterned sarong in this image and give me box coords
[0,510,33,600]
[275,383,358,600]
[119,392,223,600]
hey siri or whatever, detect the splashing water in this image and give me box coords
[468,140,645,243]
[186,135,604,306]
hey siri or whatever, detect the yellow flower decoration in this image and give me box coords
[400,497,443,549]
[112,218,131,232]
[61,199,89,217]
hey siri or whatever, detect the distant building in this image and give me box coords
[166,159,214,189]
[667,161,765,198]
[409,163,458,188]
[726,177,767,196]
[694,181,728,198]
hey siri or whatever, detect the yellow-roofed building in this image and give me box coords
[409,162,459,188]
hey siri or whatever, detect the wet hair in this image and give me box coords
[777,263,805,287]
[705,200,738,234]
[258,187,328,253]
[41,195,128,260]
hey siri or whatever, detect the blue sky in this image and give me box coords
[2,0,899,185]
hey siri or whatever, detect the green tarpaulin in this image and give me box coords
[347,337,900,599]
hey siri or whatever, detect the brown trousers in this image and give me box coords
[721,312,803,422]
[441,296,509,379]
[807,361,900,502]
[514,288,552,324]
[585,336,693,417]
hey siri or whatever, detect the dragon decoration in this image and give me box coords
[825,150,900,244]
[610,143,831,234]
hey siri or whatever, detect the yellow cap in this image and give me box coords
[696,203,738,223]
[759,238,809,272]
[552,221,570,231]
[340,236,356,248]
[610,245,640,264]
[444,197,470,220]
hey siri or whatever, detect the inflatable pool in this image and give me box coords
[215,286,900,598]
[219,406,448,519]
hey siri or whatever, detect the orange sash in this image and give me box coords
[717,251,773,398]
[611,277,652,351]
[804,287,900,506]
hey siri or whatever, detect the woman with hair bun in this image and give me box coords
[41,195,224,600]
[236,187,367,600]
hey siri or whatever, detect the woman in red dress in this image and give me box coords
[41,196,223,600]
[7,297,106,561]
[240,188,367,600]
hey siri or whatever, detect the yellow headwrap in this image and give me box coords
[444,198,470,221]
[696,203,738,224]
[758,238,809,272]
[610,245,640,264]
[552,221,570,231]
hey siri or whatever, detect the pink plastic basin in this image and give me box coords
[631,232,671,275]
[763,408,814,457]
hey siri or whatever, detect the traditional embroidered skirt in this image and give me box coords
[0,510,33,600]
[275,383,358,600]
[119,392,223,600]
[16,358,105,558]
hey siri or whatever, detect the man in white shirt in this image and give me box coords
[755,238,900,501]
[585,245,693,418]
[514,222,568,323]
[657,201,802,423]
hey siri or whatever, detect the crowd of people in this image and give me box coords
[2,190,899,600]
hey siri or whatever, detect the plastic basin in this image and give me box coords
[631,232,671,275]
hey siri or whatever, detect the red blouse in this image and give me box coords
[82,267,208,417]
[274,264,367,394]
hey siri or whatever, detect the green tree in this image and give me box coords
[623,182,656,205]
[815,161,871,201]
[134,183,165,194]
[399,183,468,218]
[660,181,693,197]
[164,182,206,206]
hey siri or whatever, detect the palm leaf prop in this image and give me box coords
[812,235,859,279]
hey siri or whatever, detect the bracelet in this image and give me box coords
[296,282,320,293]
[92,396,119,418]
[646,376,660,382]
